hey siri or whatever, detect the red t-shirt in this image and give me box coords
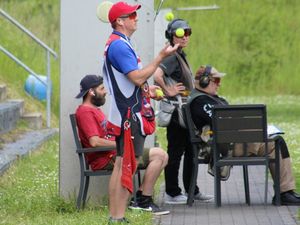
[75,105,116,170]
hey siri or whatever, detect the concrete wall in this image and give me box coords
[59,0,156,203]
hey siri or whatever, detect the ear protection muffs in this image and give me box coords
[165,19,191,43]
[199,65,212,88]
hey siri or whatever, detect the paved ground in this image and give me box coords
[155,164,299,225]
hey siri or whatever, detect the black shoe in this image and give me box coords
[207,165,232,181]
[140,199,170,216]
[128,200,141,210]
[129,197,170,216]
[291,190,300,199]
[128,190,143,209]
[280,190,300,206]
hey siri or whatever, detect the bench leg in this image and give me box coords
[187,159,198,206]
[214,166,221,207]
[264,163,269,205]
[274,139,281,205]
[77,173,86,209]
[243,166,250,205]
[82,176,90,209]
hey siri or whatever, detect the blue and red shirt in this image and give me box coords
[103,31,155,136]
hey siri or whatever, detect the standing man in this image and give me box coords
[189,65,300,206]
[102,1,178,222]
[153,19,213,204]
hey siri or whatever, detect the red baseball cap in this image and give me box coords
[108,1,141,23]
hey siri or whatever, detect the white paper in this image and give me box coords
[267,125,284,136]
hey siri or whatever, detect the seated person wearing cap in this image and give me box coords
[188,65,300,205]
[75,75,170,220]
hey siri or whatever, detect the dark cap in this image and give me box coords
[75,75,103,98]
[108,1,141,23]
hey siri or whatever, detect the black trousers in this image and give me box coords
[164,109,200,197]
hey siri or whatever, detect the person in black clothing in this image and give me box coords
[154,19,213,204]
[189,64,300,205]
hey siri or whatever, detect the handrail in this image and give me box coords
[0,45,47,86]
[0,8,57,128]
[0,8,57,58]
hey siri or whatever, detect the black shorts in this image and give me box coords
[102,148,150,170]
[116,118,145,157]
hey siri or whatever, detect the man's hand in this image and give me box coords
[149,85,165,101]
[159,43,179,59]
[164,82,186,97]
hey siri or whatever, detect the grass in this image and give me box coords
[0,96,299,224]
[0,0,59,127]
[0,134,153,225]
[1,0,300,125]
[0,119,30,149]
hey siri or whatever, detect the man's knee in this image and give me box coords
[149,147,168,166]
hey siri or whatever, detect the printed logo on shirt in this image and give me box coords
[203,103,213,117]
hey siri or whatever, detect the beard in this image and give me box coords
[91,93,106,107]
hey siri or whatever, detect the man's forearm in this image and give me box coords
[89,136,116,148]
[127,54,164,86]
[127,43,179,86]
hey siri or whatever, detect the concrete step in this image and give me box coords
[21,112,42,129]
[7,99,24,116]
[0,128,58,175]
[0,83,43,132]
[0,84,7,102]
[0,100,23,135]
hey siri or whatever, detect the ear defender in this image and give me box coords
[199,65,212,88]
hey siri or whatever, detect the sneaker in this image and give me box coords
[165,193,187,204]
[128,190,142,209]
[207,164,232,181]
[220,165,231,181]
[128,201,140,210]
[276,190,300,206]
[193,192,214,202]
[140,201,170,216]
[129,197,170,216]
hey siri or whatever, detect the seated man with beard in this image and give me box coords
[75,75,170,220]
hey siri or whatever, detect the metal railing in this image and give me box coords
[0,8,57,128]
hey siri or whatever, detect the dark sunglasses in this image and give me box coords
[119,11,137,20]
[211,77,221,85]
[174,28,192,38]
